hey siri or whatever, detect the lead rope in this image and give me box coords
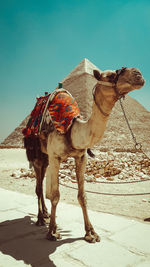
[119,98,150,161]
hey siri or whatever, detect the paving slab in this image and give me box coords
[51,240,143,267]
[0,188,150,267]
[111,222,150,255]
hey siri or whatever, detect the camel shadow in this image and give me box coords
[0,216,83,267]
[144,217,150,222]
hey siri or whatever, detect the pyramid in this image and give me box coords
[1,58,150,152]
[63,58,101,81]
[62,58,101,119]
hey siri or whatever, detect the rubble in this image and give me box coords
[11,151,150,184]
[11,168,35,179]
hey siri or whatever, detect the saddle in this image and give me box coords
[22,89,81,161]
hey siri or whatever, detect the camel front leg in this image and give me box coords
[46,157,61,241]
[75,154,100,243]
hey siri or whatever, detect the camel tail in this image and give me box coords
[23,136,48,163]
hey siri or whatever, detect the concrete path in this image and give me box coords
[0,188,150,267]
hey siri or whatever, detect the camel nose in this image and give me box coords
[136,75,145,84]
[132,69,145,86]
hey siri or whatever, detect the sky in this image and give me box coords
[0,0,150,143]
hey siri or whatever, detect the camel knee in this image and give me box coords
[51,190,60,206]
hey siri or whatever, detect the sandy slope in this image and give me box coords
[0,149,150,222]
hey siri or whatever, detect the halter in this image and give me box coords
[93,67,127,117]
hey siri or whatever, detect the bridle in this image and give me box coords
[93,67,127,117]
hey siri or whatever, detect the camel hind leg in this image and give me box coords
[33,156,49,226]
[24,136,49,225]
[75,154,100,243]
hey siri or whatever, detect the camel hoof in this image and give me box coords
[36,217,46,226]
[84,234,96,243]
[43,211,50,219]
[84,233,100,243]
[95,235,101,242]
[46,232,62,241]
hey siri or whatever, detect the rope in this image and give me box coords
[119,98,150,160]
[59,182,150,196]
[94,178,150,184]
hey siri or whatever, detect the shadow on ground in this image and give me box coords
[144,217,150,222]
[0,216,83,267]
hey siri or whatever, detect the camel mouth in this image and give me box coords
[131,69,145,88]
[133,77,145,88]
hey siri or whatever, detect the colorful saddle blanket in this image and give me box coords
[22,89,81,137]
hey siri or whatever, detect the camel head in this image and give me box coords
[92,67,145,117]
[93,67,145,98]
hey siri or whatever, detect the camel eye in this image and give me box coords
[109,73,116,81]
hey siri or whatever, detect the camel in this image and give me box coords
[24,67,145,243]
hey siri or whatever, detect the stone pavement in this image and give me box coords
[0,188,150,267]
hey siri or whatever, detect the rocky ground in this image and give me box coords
[0,148,150,222]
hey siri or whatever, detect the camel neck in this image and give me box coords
[93,84,116,117]
[70,94,115,149]
[85,101,110,147]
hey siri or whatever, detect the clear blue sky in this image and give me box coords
[0,0,150,142]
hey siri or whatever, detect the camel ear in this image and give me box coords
[93,70,101,81]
